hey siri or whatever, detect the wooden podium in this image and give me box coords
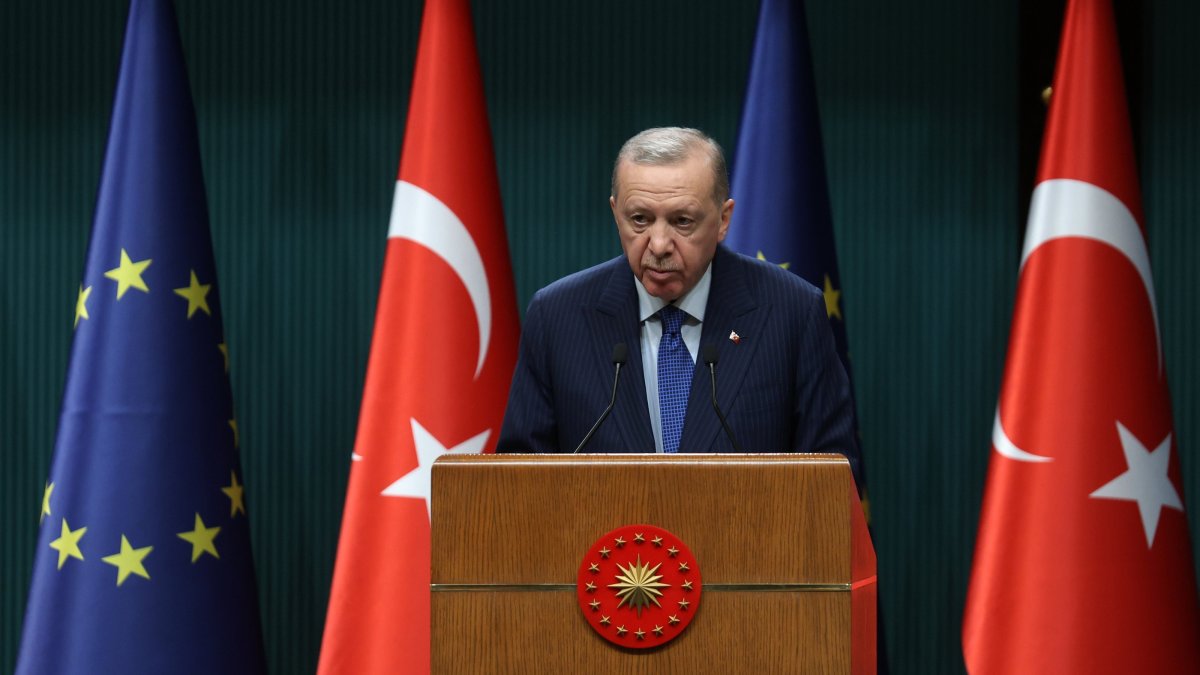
[430,453,876,674]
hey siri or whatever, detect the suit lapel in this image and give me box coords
[587,259,655,452]
[679,248,765,453]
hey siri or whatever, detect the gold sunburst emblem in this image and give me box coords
[608,555,670,616]
[578,524,702,648]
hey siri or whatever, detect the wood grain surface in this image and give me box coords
[430,454,860,673]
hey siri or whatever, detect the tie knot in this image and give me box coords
[659,305,685,335]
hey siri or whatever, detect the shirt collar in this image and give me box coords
[635,262,712,323]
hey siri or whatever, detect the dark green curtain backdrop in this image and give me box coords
[3,1,1197,673]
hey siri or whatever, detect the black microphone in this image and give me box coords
[702,344,744,453]
[572,343,628,454]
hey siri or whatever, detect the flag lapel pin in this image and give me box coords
[729,331,741,344]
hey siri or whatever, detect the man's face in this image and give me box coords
[610,151,733,302]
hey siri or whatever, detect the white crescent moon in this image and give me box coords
[995,178,1160,463]
[388,180,492,379]
[1022,178,1160,366]
[993,407,1052,462]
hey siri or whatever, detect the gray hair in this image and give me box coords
[611,127,729,206]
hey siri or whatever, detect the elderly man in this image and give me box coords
[498,127,855,460]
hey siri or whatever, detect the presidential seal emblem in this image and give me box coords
[576,524,701,648]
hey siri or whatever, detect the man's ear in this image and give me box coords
[717,198,734,241]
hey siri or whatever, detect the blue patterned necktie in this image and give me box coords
[657,305,693,453]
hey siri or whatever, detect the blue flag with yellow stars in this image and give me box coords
[727,2,887,671]
[16,1,266,672]
[726,0,866,492]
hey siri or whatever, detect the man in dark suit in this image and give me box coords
[498,127,855,465]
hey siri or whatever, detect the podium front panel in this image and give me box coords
[431,453,866,674]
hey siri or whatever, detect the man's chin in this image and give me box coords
[641,271,682,301]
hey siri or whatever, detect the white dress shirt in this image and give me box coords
[633,264,712,452]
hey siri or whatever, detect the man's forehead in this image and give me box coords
[615,156,714,194]
[618,186,706,211]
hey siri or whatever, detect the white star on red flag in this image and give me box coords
[318,2,520,672]
[381,419,490,521]
[963,1,1200,672]
[1090,422,1182,548]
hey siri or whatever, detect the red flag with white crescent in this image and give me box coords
[963,1,1200,672]
[318,0,519,672]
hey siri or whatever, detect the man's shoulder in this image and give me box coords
[716,246,823,300]
[530,254,627,305]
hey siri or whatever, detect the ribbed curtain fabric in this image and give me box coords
[3,2,1198,674]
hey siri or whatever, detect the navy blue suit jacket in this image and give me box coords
[497,246,856,464]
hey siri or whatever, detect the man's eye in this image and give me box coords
[631,214,649,225]
[674,217,694,228]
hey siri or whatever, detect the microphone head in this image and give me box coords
[611,342,629,364]
[701,343,719,365]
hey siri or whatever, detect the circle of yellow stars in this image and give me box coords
[42,471,248,586]
[47,245,246,587]
[76,248,219,326]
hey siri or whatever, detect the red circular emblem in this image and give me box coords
[576,524,701,648]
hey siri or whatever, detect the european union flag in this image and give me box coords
[727,4,888,670]
[16,1,266,672]
[726,0,865,490]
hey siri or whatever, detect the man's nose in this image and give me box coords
[646,222,674,255]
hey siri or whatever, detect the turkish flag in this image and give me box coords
[962,1,1200,673]
[317,0,519,672]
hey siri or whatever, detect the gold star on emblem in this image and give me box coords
[101,535,153,586]
[651,535,663,547]
[616,625,627,636]
[589,599,601,611]
[48,518,86,569]
[74,285,92,328]
[669,614,681,625]
[218,342,230,371]
[585,581,596,592]
[634,532,645,543]
[588,562,600,573]
[173,270,212,318]
[635,629,646,640]
[600,615,611,626]
[598,546,611,558]
[104,248,152,299]
[678,561,690,572]
[614,536,626,547]
[609,555,670,616]
[176,513,221,562]
[823,274,843,320]
[682,579,693,591]
[222,471,246,517]
[678,598,690,610]
[667,546,679,557]
[228,419,239,448]
[653,625,664,636]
